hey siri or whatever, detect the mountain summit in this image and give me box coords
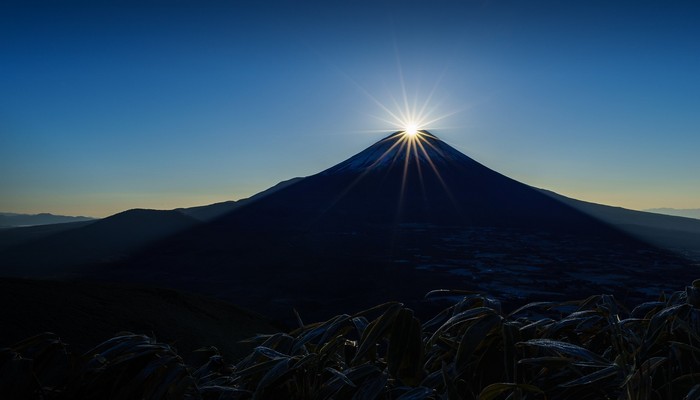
[323,130,472,174]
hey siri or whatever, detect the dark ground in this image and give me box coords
[0,278,277,361]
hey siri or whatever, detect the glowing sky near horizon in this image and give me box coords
[1,1,699,217]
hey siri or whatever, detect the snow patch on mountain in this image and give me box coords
[321,131,473,175]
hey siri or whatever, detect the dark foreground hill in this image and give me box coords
[0,278,276,360]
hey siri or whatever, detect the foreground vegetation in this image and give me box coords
[2,282,700,400]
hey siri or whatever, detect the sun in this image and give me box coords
[404,123,419,137]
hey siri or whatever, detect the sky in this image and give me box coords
[1,0,699,217]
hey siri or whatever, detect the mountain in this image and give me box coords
[79,131,695,322]
[645,208,700,220]
[0,212,94,228]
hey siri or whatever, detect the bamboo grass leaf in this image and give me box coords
[252,358,292,399]
[387,309,424,384]
[455,313,502,371]
[352,303,404,364]
[518,339,610,366]
[478,383,544,400]
[352,371,388,400]
[685,384,700,400]
[428,307,497,345]
[395,386,433,399]
[558,365,619,387]
[507,301,558,318]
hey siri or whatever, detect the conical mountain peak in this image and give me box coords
[322,130,473,175]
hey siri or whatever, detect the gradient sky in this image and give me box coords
[1,0,699,217]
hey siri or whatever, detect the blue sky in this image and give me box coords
[1,0,698,217]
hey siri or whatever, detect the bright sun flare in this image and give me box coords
[404,123,419,137]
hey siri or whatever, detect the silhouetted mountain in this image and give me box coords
[0,278,276,360]
[0,212,94,228]
[0,209,199,273]
[645,208,700,220]
[90,131,696,321]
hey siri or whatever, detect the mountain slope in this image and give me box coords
[177,177,303,221]
[178,200,238,221]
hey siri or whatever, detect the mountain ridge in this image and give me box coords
[0,212,95,228]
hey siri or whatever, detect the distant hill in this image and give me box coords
[0,178,305,271]
[540,190,700,261]
[0,212,94,228]
[0,278,276,360]
[0,209,200,273]
[645,208,700,220]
